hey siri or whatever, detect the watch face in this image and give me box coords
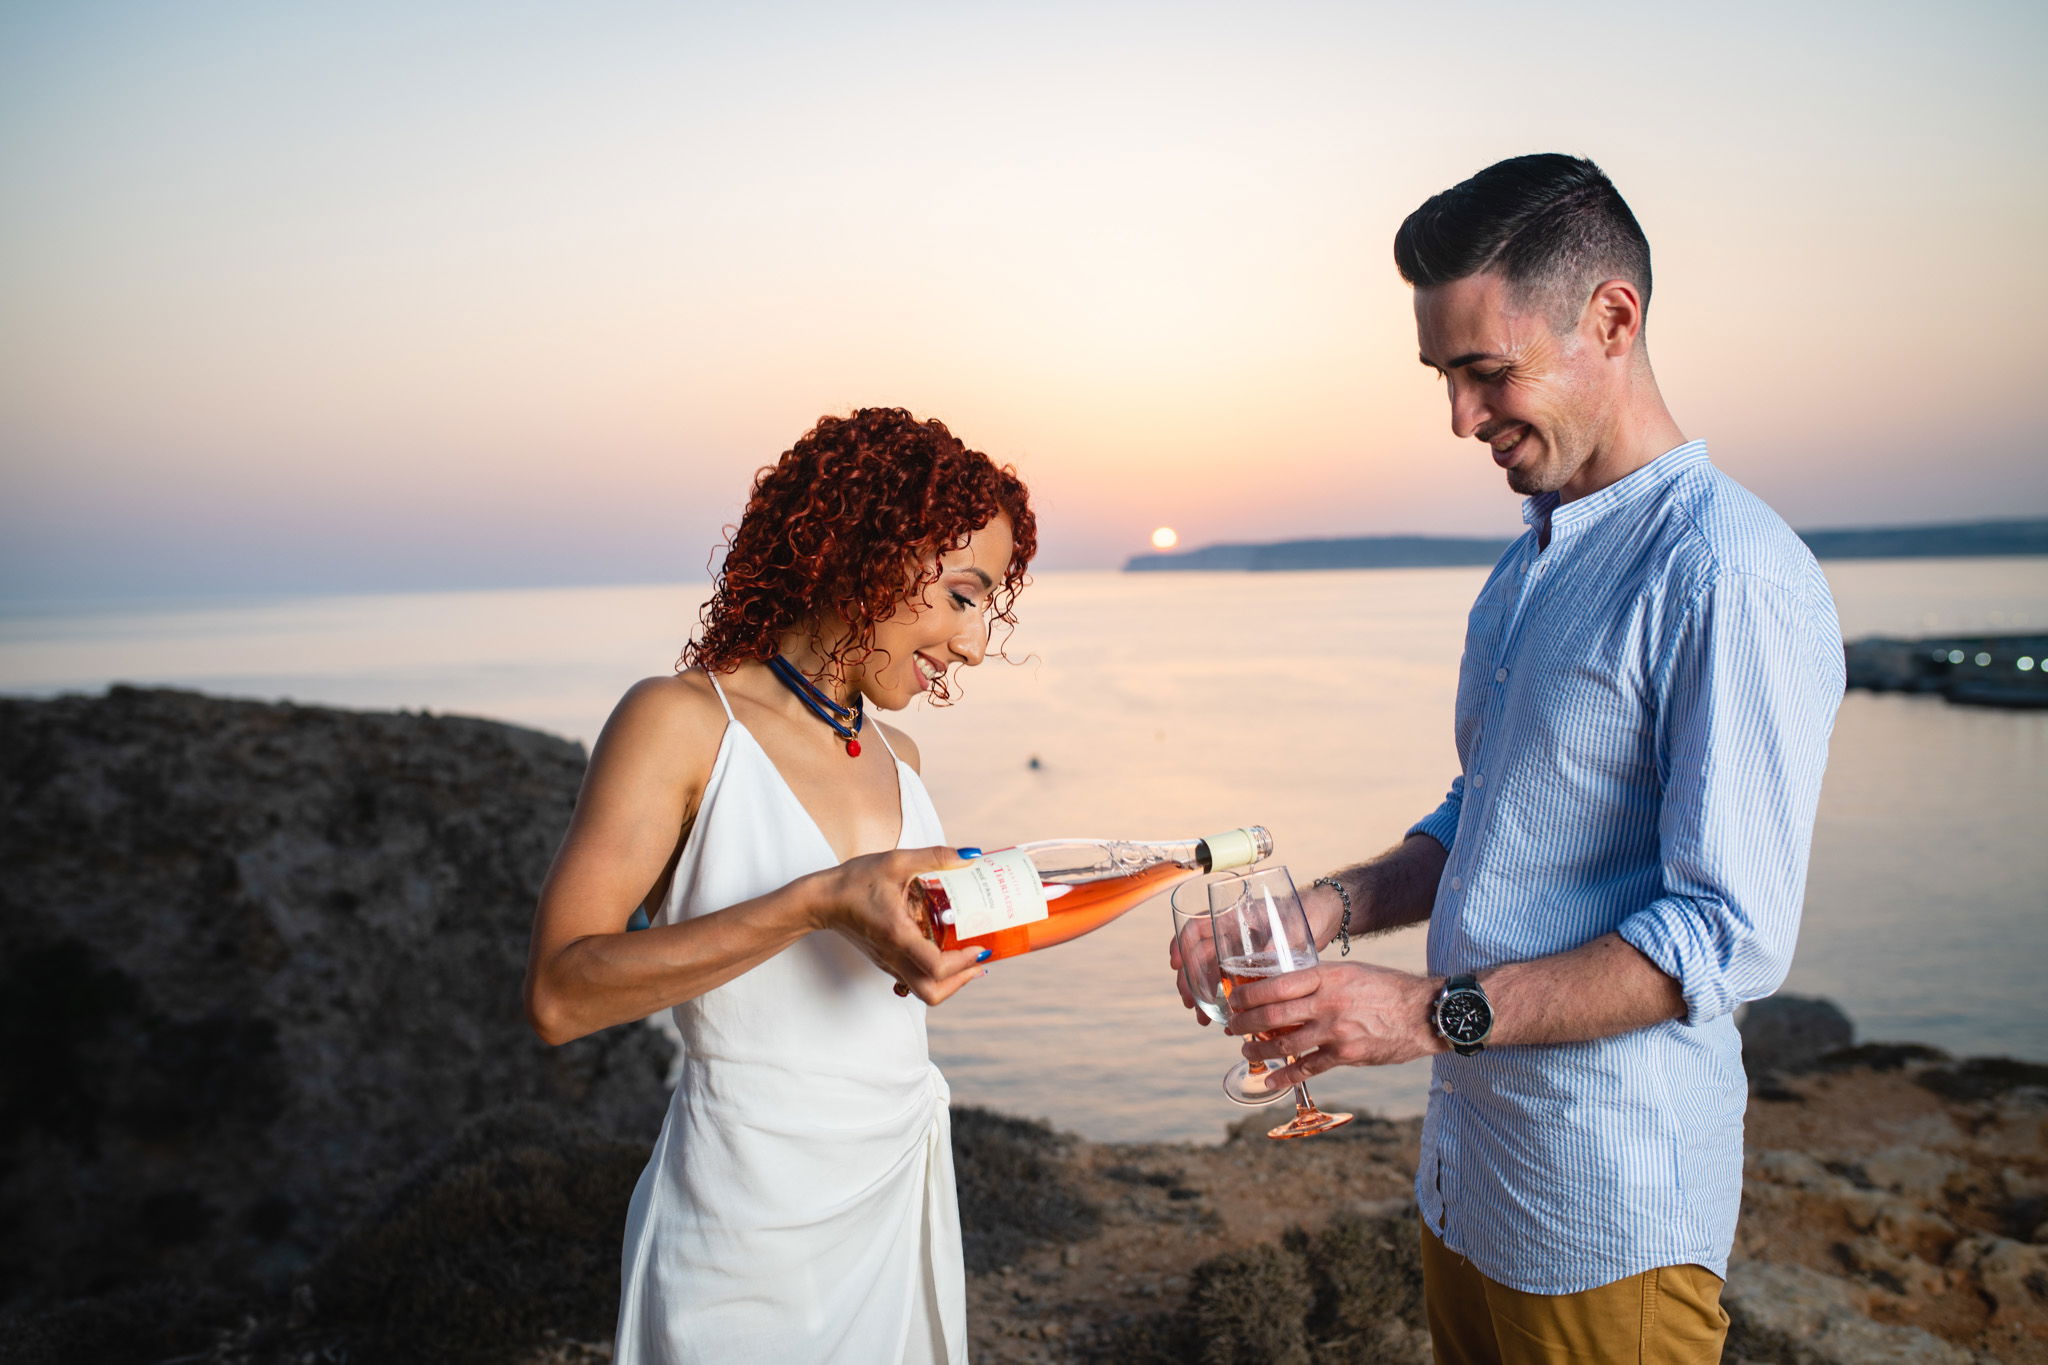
[1438,989,1491,1045]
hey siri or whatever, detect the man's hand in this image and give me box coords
[1168,912,1220,1024]
[1224,961,1446,1088]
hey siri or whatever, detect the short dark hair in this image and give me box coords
[1393,154,1651,328]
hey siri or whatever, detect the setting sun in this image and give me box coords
[1150,526,1179,551]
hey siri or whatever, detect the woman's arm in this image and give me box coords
[523,677,981,1046]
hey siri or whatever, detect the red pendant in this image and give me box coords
[845,738,862,758]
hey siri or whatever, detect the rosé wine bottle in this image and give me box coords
[916,827,1271,962]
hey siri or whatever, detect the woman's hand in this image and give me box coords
[810,845,988,1005]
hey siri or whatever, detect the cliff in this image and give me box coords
[0,687,670,1330]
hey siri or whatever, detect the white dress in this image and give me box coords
[614,676,967,1364]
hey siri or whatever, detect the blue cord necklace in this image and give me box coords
[766,655,865,757]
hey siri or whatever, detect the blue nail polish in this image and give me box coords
[976,948,993,963]
[957,847,983,859]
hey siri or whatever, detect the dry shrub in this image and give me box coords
[950,1105,1101,1274]
[1082,1210,1427,1365]
[0,1278,238,1365]
[1305,1209,1425,1337]
[1189,1242,1315,1365]
[310,1104,644,1364]
[1918,1056,2048,1103]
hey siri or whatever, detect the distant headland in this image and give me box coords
[1124,517,2048,573]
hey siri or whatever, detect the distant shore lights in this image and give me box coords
[1933,648,2039,671]
[1150,527,1179,551]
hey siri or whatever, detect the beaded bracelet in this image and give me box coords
[1312,876,1353,956]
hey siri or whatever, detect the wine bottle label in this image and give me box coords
[925,849,1050,940]
[1204,827,1264,872]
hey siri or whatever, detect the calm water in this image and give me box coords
[4,559,2046,1142]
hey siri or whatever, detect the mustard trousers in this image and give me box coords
[1420,1223,1729,1365]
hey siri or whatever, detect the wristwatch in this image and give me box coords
[1431,973,1493,1056]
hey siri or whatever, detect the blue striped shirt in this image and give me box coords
[1409,439,1844,1294]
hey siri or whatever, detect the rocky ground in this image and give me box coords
[10,1047,2036,1365]
[4,689,2042,1364]
[946,1044,2048,1365]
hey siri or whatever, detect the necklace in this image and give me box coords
[766,655,865,757]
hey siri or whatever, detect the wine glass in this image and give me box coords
[1198,866,1355,1140]
[1171,895,1284,1107]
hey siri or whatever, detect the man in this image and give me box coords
[1218,154,1845,1362]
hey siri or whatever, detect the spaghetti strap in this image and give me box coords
[870,720,903,764]
[706,672,737,722]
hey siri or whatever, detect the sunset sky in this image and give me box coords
[3,1,2044,599]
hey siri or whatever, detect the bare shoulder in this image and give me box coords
[587,672,731,790]
[876,718,923,773]
[609,670,728,732]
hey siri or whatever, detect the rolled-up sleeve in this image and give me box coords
[1407,775,1466,855]
[1618,570,1845,1026]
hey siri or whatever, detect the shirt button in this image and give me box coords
[1443,1080,1455,1094]
[1471,773,1485,788]
[1450,876,1463,891]
[1495,667,1509,683]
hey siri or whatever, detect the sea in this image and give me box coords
[4,557,2045,1143]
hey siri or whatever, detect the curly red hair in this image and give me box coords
[683,408,1036,694]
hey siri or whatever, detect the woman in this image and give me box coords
[523,408,1035,1364]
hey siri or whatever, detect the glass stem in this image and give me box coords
[1285,1056,1318,1114]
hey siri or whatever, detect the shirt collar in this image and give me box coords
[1522,439,1711,537]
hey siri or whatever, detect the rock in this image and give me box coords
[0,688,672,1316]
[2002,1165,2048,1201]
[1862,1146,1968,1202]
[1722,1259,1981,1364]
[1747,1148,1841,1192]
[1949,1233,2048,1325]
[1739,995,1855,1081]
[1833,1188,1897,1234]
[1872,1200,1960,1262]
[1837,1235,1949,1298]
[1973,1093,2048,1164]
